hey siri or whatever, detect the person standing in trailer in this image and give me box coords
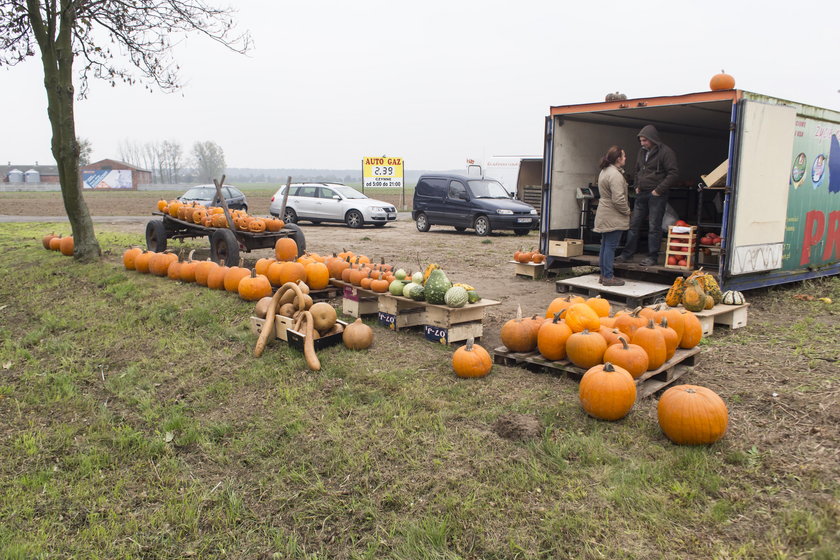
[615,124,679,267]
[594,145,631,286]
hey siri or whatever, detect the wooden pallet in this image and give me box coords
[492,346,701,400]
[555,273,670,308]
[307,285,339,301]
[509,260,545,279]
[693,303,749,335]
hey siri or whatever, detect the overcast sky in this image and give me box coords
[2,0,839,171]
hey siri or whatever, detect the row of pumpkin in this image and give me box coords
[41,233,74,255]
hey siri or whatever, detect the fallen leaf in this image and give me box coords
[2,361,11,369]
[164,432,174,443]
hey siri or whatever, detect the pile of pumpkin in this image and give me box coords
[121,237,321,302]
[512,249,545,264]
[157,199,284,233]
[41,233,74,256]
[665,269,745,311]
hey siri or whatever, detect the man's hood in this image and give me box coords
[638,124,662,146]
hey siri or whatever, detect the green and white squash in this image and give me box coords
[721,290,746,305]
[424,268,452,305]
[402,282,420,298]
[389,279,407,296]
[406,284,425,301]
[444,286,469,308]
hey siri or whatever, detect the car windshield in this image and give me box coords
[331,185,367,199]
[468,179,510,199]
[182,186,215,199]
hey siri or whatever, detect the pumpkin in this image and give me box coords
[343,318,374,350]
[500,305,538,353]
[614,307,645,336]
[603,336,649,379]
[178,250,199,283]
[565,329,608,369]
[630,319,667,370]
[537,312,573,361]
[370,276,390,293]
[598,326,624,347]
[167,259,183,281]
[562,303,601,333]
[275,237,299,261]
[134,251,154,274]
[584,296,611,318]
[452,337,493,378]
[211,213,229,228]
[268,261,306,287]
[709,70,735,91]
[149,251,178,277]
[657,385,728,445]
[305,262,330,290]
[156,198,168,211]
[207,264,229,289]
[656,318,679,361]
[223,263,251,292]
[194,259,219,286]
[653,306,685,342]
[59,236,75,256]
[238,269,272,301]
[266,217,285,232]
[545,295,584,318]
[42,233,58,249]
[678,310,703,349]
[123,247,143,270]
[248,218,267,233]
[579,362,636,421]
[48,235,62,250]
[721,290,745,305]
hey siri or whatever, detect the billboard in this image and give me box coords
[82,169,133,189]
[362,156,403,189]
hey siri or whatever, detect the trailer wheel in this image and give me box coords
[210,228,241,266]
[145,220,168,252]
[283,223,306,256]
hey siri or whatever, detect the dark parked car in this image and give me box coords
[412,174,538,235]
[178,184,248,212]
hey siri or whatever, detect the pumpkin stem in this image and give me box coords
[603,362,616,372]
[617,335,629,349]
[553,311,562,323]
[188,249,195,262]
[515,304,523,321]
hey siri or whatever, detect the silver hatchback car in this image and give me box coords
[269,183,397,228]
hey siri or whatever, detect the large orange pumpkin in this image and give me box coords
[678,310,703,349]
[657,385,728,445]
[500,305,538,353]
[630,319,667,370]
[603,335,649,379]
[305,262,330,290]
[59,236,75,256]
[275,238,298,261]
[565,329,608,369]
[579,362,637,421]
[536,312,572,361]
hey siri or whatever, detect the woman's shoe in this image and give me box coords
[601,276,625,286]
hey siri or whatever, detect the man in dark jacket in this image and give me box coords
[615,124,679,266]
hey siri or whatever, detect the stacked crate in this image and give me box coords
[664,226,697,270]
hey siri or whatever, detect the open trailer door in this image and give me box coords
[726,99,797,277]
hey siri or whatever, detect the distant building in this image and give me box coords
[79,159,152,190]
[1,163,60,184]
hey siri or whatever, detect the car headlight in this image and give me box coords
[371,207,387,213]
[496,209,513,215]
[530,209,538,215]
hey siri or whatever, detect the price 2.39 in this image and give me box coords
[373,166,395,176]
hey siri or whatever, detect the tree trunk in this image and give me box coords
[30,0,101,262]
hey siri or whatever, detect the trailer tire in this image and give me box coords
[145,220,168,252]
[283,223,307,256]
[210,228,241,266]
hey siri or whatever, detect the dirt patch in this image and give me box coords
[493,413,543,440]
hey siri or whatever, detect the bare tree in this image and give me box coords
[161,140,183,184]
[0,1,251,261]
[119,139,144,168]
[77,137,92,165]
[192,141,226,183]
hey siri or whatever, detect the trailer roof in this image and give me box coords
[549,90,740,136]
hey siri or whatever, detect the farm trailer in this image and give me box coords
[538,89,840,291]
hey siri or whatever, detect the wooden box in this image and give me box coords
[249,314,295,341]
[664,226,697,270]
[548,238,583,257]
[701,159,728,188]
[287,320,349,352]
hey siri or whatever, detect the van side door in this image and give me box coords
[416,177,449,225]
[440,179,471,226]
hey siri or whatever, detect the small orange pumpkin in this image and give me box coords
[452,337,493,378]
[275,237,298,261]
[565,329,608,369]
[500,305,538,353]
[709,70,735,91]
[536,312,573,361]
[59,236,75,256]
[123,247,143,270]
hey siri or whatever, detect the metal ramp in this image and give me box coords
[555,273,670,308]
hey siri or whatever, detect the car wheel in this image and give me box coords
[210,228,240,266]
[514,228,530,236]
[345,210,364,229]
[473,215,491,236]
[283,207,298,224]
[145,219,168,252]
[454,226,466,232]
[415,213,430,232]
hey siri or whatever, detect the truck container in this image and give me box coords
[539,89,840,291]
[467,155,544,213]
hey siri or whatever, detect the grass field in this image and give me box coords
[0,223,838,559]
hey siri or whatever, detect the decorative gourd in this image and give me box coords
[406,284,425,301]
[665,277,685,307]
[537,312,572,361]
[444,286,469,308]
[657,385,728,445]
[678,310,703,349]
[721,290,745,305]
[500,305,538,353]
[579,362,636,421]
[562,303,601,333]
[565,329,608,369]
[702,274,723,304]
[630,319,667,370]
[452,337,493,378]
[709,70,735,91]
[343,318,373,350]
[681,277,708,312]
[424,268,452,305]
[389,279,407,296]
[603,336,649,379]
[422,263,441,284]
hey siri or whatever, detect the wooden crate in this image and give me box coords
[548,238,584,257]
[377,293,501,345]
[331,280,379,317]
[693,303,749,335]
[493,346,701,400]
[249,314,295,342]
[664,226,697,270]
[509,260,545,279]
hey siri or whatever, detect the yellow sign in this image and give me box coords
[362,156,404,188]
